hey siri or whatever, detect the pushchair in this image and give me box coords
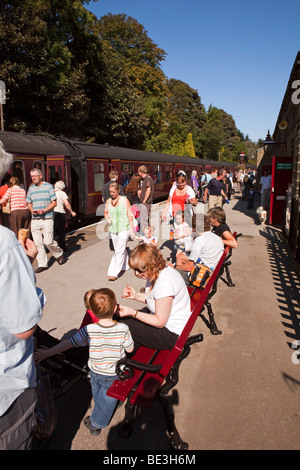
[34,326,89,399]
[33,326,90,447]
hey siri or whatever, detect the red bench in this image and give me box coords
[107,234,238,449]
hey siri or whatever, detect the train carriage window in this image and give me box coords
[154,164,162,184]
[33,160,44,178]
[48,165,62,185]
[94,161,104,192]
[121,163,134,187]
[165,165,172,182]
[12,160,25,189]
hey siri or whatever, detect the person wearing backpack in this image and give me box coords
[225,172,233,201]
[242,172,252,200]
[200,171,211,201]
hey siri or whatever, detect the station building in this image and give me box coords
[259,50,300,264]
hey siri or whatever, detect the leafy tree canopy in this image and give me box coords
[0,0,100,136]
[0,3,261,159]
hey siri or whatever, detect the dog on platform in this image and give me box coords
[256,206,267,225]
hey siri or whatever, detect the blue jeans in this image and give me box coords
[89,370,118,429]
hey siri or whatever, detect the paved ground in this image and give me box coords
[34,190,300,451]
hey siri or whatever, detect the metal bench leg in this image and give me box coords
[159,395,188,450]
[205,300,222,335]
[118,398,137,438]
[224,264,235,287]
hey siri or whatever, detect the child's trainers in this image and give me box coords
[83,416,102,436]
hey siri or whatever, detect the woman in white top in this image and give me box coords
[118,243,192,351]
[54,180,76,251]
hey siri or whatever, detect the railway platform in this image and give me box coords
[34,191,300,451]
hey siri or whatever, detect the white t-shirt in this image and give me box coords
[174,221,192,251]
[54,189,68,213]
[145,266,192,335]
[189,231,224,269]
[142,235,158,245]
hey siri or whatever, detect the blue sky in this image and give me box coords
[86,0,300,143]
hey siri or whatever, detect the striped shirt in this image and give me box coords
[26,182,56,219]
[70,321,134,376]
[2,186,28,211]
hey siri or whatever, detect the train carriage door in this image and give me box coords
[87,159,109,216]
[269,156,293,225]
[46,155,65,186]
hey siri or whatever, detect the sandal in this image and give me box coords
[107,276,117,281]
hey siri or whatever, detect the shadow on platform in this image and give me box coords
[231,192,262,225]
[260,226,300,349]
[42,379,178,450]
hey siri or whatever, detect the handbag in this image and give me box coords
[2,189,11,214]
[189,262,212,288]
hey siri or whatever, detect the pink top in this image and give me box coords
[2,186,28,211]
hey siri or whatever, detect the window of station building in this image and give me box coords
[94,161,105,192]
[121,163,134,187]
[12,160,25,189]
[153,164,162,184]
[165,165,172,182]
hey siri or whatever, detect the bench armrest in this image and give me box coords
[116,357,163,381]
[116,334,203,382]
[186,333,203,347]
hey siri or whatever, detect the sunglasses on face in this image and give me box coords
[134,266,147,274]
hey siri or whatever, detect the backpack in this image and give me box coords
[201,174,208,187]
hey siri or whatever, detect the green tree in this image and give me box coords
[199,105,243,161]
[166,79,206,155]
[96,50,149,147]
[96,14,168,145]
[96,13,166,68]
[185,133,196,158]
[200,121,222,160]
[0,0,100,136]
[0,3,259,154]
[144,79,206,156]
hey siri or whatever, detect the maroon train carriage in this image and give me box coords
[0,131,247,227]
[0,131,72,191]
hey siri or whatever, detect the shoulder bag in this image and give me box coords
[2,189,12,214]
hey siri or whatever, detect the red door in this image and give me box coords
[269,156,293,225]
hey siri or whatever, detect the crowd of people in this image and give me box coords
[1,142,263,449]
[0,167,77,273]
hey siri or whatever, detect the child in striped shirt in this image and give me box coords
[34,288,134,435]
